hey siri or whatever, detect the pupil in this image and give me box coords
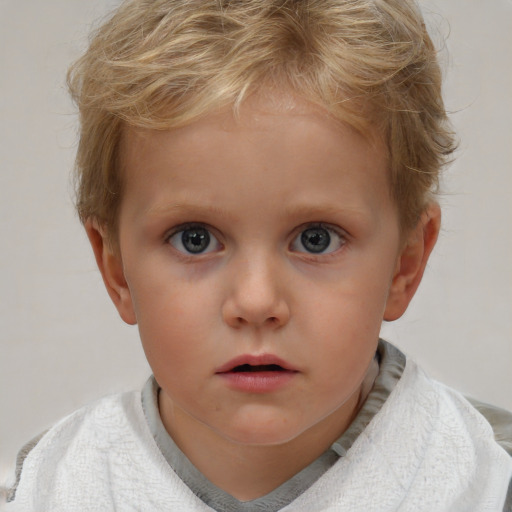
[301,228,330,253]
[182,228,210,253]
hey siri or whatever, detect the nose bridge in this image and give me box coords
[222,247,290,328]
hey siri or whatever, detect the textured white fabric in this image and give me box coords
[7,359,512,512]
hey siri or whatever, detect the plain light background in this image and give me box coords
[1,0,511,480]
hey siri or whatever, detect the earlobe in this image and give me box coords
[383,203,441,321]
[85,220,137,325]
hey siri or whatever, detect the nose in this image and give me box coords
[222,253,290,329]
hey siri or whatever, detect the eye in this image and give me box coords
[290,224,345,255]
[168,225,221,255]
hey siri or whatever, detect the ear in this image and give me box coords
[383,203,441,321]
[85,219,137,325]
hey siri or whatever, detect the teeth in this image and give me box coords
[232,364,283,373]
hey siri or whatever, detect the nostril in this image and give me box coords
[222,296,290,328]
[234,316,282,327]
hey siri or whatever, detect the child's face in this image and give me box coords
[98,94,413,447]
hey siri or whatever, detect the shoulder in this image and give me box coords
[5,430,47,503]
[401,360,512,511]
[6,388,197,511]
[401,358,512,457]
[380,342,512,457]
[466,394,512,510]
[7,390,146,503]
[380,355,512,509]
[26,390,146,455]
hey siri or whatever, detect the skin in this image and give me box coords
[87,93,440,500]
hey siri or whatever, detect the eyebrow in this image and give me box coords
[283,204,369,220]
[144,202,236,221]
[144,202,369,225]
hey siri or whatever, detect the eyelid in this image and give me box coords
[165,221,219,239]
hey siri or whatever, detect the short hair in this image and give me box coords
[68,0,456,239]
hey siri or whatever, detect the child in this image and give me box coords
[5,0,512,510]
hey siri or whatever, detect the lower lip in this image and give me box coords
[217,371,297,393]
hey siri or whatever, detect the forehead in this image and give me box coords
[118,92,393,224]
[121,91,387,171]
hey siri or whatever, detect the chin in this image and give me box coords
[223,430,302,447]
[213,414,306,447]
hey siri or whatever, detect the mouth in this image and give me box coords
[231,364,287,373]
[215,354,298,375]
[215,356,298,393]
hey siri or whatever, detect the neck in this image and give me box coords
[160,396,356,500]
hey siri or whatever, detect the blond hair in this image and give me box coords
[68,0,456,237]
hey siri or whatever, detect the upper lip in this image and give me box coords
[215,354,298,373]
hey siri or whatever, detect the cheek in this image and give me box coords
[300,267,392,337]
[127,255,213,323]
[306,302,377,374]
[126,274,218,367]
[295,263,392,385]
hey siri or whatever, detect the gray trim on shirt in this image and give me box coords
[467,397,512,457]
